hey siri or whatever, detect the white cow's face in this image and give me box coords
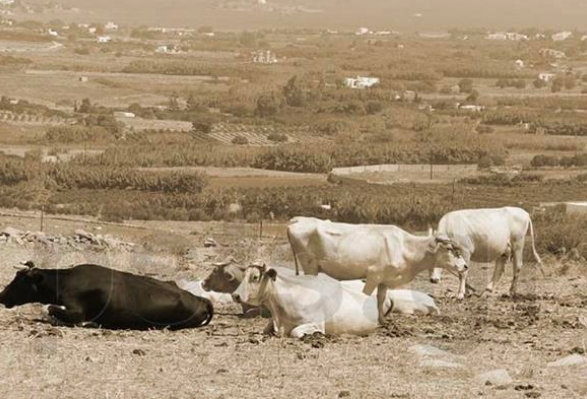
[232,266,275,306]
[434,238,468,275]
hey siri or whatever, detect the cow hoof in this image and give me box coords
[456,295,465,301]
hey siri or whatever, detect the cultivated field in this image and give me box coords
[0,213,585,399]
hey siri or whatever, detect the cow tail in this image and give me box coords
[200,298,214,327]
[528,218,545,278]
[287,227,300,275]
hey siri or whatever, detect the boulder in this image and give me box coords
[419,359,464,369]
[547,354,586,368]
[408,344,454,358]
[475,369,513,386]
[204,238,218,248]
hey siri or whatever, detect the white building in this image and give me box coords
[539,48,566,59]
[344,76,380,89]
[538,73,556,82]
[251,50,277,64]
[97,35,112,43]
[113,111,135,118]
[459,104,484,112]
[514,59,525,69]
[486,32,528,41]
[155,44,182,54]
[105,21,119,31]
[552,31,572,41]
[47,29,58,37]
[355,27,370,36]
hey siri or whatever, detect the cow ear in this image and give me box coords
[27,269,45,284]
[265,268,277,281]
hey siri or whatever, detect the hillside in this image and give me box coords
[20,0,587,30]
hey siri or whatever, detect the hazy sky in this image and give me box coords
[52,0,587,30]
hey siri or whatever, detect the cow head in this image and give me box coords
[0,262,46,309]
[232,264,275,306]
[431,236,468,275]
[202,258,244,293]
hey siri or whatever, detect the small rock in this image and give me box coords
[419,359,464,369]
[204,238,217,248]
[408,344,455,358]
[132,349,146,356]
[475,369,513,387]
[547,354,586,368]
[216,368,228,374]
[338,391,351,398]
[525,392,541,398]
[1,226,22,237]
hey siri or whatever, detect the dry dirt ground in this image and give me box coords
[0,213,585,399]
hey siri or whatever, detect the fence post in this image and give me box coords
[40,206,44,232]
[452,179,456,204]
[259,219,263,240]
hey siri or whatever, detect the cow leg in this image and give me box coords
[510,242,524,297]
[263,320,276,335]
[429,268,443,284]
[48,305,85,325]
[456,271,468,300]
[376,284,389,325]
[486,257,506,293]
[456,252,471,300]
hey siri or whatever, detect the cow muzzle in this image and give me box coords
[231,293,241,303]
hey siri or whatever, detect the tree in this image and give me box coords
[186,93,205,112]
[168,93,180,111]
[255,93,281,117]
[533,78,546,88]
[458,78,474,94]
[283,75,306,107]
[192,119,213,134]
[465,89,479,103]
[551,77,563,93]
[77,98,92,113]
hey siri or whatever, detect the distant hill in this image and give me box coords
[33,0,587,30]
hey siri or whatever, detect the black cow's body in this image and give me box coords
[0,263,213,330]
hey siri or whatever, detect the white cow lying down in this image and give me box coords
[201,263,440,316]
[176,280,234,306]
[232,265,439,338]
[341,280,439,316]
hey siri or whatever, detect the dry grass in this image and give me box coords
[0,214,585,399]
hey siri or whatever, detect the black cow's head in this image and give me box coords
[0,262,45,309]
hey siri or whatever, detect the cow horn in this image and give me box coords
[212,256,238,267]
[434,235,451,245]
[21,260,36,268]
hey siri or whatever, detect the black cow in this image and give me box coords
[0,262,213,330]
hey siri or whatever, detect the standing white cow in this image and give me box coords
[287,217,468,324]
[429,207,543,300]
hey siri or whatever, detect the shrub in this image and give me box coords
[476,125,494,134]
[267,132,288,142]
[231,136,249,145]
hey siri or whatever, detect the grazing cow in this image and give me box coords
[0,262,213,330]
[287,217,468,324]
[202,260,440,315]
[429,207,543,300]
[232,265,395,338]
